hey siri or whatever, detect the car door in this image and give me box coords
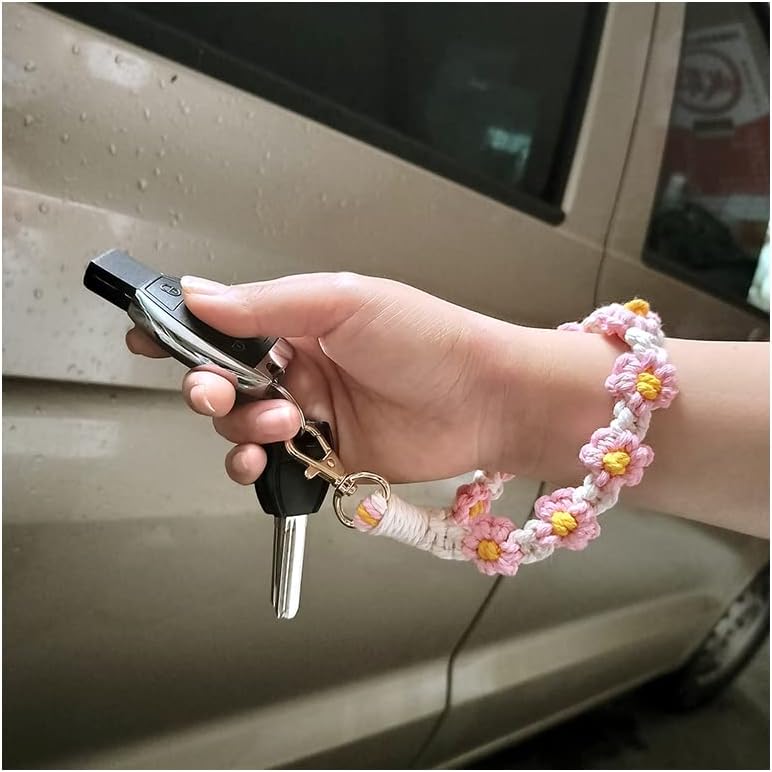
[5,3,617,768]
[417,4,770,767]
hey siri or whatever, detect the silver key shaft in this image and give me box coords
[272,515,307,620]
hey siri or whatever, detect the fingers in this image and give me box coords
[182,370,237,417]
[225,443,267,485]
[179,272,377,339]
[212,399,302,445]
[126,327,169,358]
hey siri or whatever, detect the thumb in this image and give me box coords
[180,272,375,339]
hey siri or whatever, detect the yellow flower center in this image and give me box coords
[356,503,378,527]
[468,501,486,519]
[477,539,502,562]
[624,298,650,316]
[551,511,578,537]
[602,450,631,476]
[636,371,662,400]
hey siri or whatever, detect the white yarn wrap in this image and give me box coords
[362,493,467,561]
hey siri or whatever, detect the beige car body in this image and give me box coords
[2,3,768,769]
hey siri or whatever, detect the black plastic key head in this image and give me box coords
[255,422,333,517]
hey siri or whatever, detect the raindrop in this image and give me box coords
[114,53,124,64]
[79,111,87,122]
[264,150,272,160]
[33,288,43,299]
[71,43,80,55]
[216,115,223,124]
[143,107,151,121]
[153,166,161,176]
[38,202,49,214]
[161,133,168,143]
[137,178,148,191]
[207,251,215,262]
[319,193,328,204]
[170,74,178,83]
[135,146,144,158]
[176,172,184,184]
[339,199,348,209]
[60,132,70,143]
[247,111,255,119]
[156,147,166,158]
[154,239,162,251]
[80,156,88,166]
[34,405,43,415]
[23,114,34,127]
[24,61,36,72]
[108,143,117,156]
[158,78,166,89]
[135,203,144,214]
[119,127,128,134]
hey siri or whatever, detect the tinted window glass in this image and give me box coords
[645,3,769,313]
[54,3,606,223]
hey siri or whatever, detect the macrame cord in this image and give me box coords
[352,299,679,577]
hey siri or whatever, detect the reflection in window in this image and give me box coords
[646,4,769,312]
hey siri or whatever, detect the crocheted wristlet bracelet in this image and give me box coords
[352,299,679,577]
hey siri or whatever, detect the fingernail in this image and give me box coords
[181,276,227,296]
[190,384,216,415]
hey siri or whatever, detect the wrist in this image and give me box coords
[473,318,624,481]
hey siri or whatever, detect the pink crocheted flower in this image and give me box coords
[461,516,521,576]
[533,487,600,551]
[452,481,491,525]
[579,428,654,491]
[584,299,662,340]
[605,350,678,415]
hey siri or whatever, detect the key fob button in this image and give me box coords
[145,276,185,311]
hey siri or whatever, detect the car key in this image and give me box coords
[84,248,330,619]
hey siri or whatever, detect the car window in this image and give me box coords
[53,3,606,224]
[645,3,770,314]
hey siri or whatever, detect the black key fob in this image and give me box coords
[84,248,293,397]
[255,422,333,517]
[84,248,328,516]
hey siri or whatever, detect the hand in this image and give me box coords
[127,272,507,485]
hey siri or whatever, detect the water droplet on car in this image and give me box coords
[153,166,161,176]
[216,115,223,124]
[23,114,34,127]
[33,288,43,299]
[156,147,166,158]
[60,132,69,143]
[208,251,215,261]
[80,156,88,166]
[137,178,148,191]
[114,53,124,65]
[79,111,87,122]
[24,61,36,72]
[143,107,151,120]
[34,405,43,415]
[135,203,144,214]
[108,143,117,156]
[38,202,49,214]
[264,150,271,160]
[135,146,144,158]
[72,43,80,55]
[176,172,184,184]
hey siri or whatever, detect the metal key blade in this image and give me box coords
[272,515,307,620]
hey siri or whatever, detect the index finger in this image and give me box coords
[126,326,169,358]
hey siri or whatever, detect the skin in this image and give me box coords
[127,272,770,539]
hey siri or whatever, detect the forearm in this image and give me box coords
[479,319,769,538]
